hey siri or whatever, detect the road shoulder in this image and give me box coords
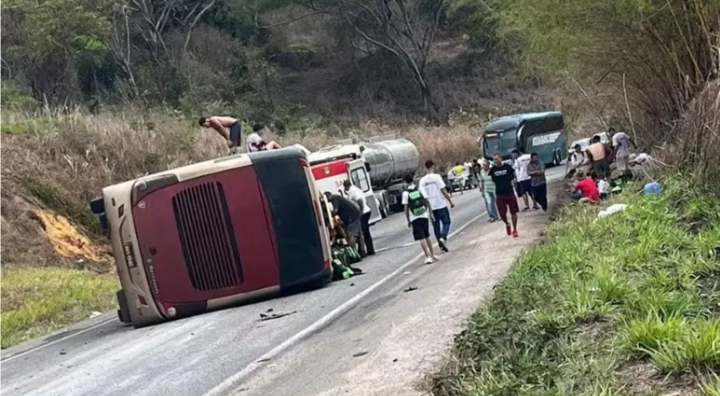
[237,185,559,396]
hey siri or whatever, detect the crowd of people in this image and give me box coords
[199,115,655,268]
[568,128,654,203]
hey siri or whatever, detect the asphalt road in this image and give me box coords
[1,167,565,396]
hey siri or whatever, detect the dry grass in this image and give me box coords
[662,81,720,189]
[1,108,480,269]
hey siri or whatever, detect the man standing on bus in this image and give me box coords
[511,149,538,211]
[199,116,242,151]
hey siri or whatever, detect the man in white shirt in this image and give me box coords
[511,150,538,211]
[246,124,282,153]
[419,160,455,252]
[343,180,375,256]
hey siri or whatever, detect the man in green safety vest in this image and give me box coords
[401,175,438,264]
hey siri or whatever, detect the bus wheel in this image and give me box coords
[116,290,132,324]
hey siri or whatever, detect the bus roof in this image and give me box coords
[484,111,563,133]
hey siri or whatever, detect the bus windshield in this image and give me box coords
[483,130,517,159]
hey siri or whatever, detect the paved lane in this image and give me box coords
[1,184,492,396]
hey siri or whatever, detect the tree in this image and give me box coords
[3,0,118,103]
[301,0,447,122]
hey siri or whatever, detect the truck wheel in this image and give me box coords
[116,289,132,324]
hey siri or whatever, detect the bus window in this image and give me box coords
[520,117,564,148]
[483,130,517,158]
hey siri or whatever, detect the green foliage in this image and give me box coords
[1,267,117,348]
[435,176,720,395]
[0,85,38,111]
[3,0,118,101]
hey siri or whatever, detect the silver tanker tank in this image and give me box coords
[361,138,420,187]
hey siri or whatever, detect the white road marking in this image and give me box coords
[1,317,116,363]
[202,211,487,396]
[374,242,416,253]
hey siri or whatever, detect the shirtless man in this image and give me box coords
[199,116,242,150]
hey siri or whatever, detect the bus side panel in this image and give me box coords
[250,149,327,289]
[526,130,566,164]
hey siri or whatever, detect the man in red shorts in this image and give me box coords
[489,153,520,238]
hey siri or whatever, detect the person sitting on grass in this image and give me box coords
[593,174,610,200]
[572,171,600,202]
[402,175,438,264]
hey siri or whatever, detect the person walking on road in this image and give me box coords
[343,180,375,257]
[526,152,548,212]
[419,160,455,252]
[489,153,520,238]
[402,175,438,264]
[511,150,538,211]
[324,192,362,252]
[479,159,499,222]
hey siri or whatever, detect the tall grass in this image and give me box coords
[433,175,720,395]
[1,109,481,266]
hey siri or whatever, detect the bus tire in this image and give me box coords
[116,289,132,324]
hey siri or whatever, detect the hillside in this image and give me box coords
[2,0,719,350]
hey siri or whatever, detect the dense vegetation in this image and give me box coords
[433,176,720,395]
[1,0,538,126]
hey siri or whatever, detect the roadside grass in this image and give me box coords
[1,267,117,349]
[432,175,720,395]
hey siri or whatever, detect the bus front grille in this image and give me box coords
[172,181,243,291]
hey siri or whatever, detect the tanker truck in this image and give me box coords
[307,136,420,225]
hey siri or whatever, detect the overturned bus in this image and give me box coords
[90,148,332,327]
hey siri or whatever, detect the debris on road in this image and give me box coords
[258,310,297,321]
[353,351,369,358]
[404,286,418,293]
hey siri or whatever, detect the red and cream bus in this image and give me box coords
[90,148,332,327]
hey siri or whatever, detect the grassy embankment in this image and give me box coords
[1,109,481,348]
[433,176,720,395]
